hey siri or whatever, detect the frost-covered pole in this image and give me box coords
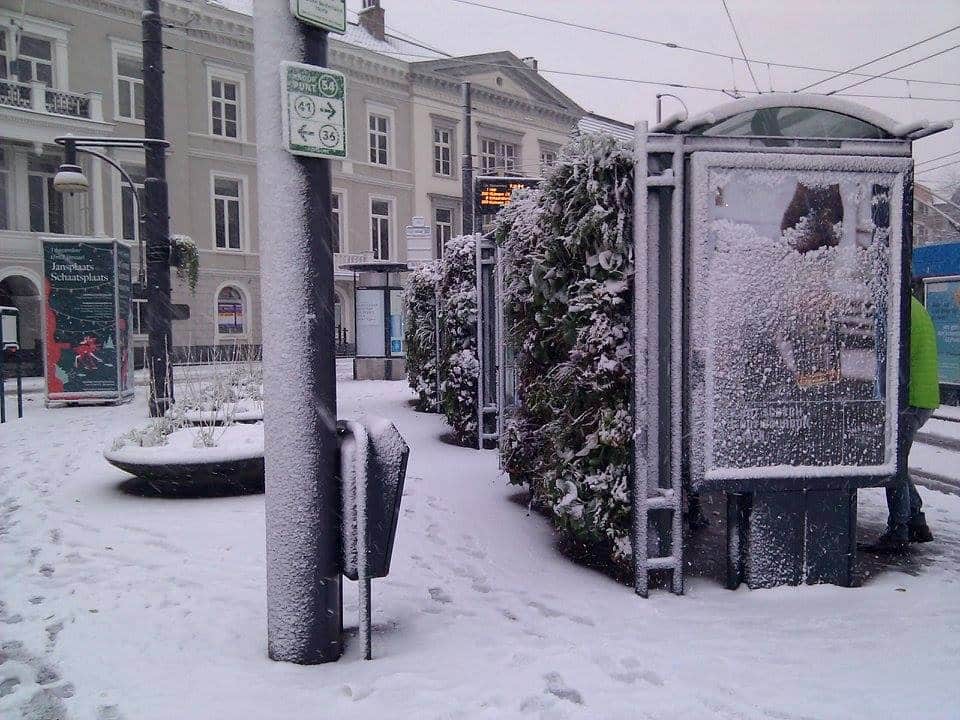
[461,82,474,235]
[255,0,342,664]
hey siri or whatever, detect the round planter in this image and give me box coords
[105,423,264,494]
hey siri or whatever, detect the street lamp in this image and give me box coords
[655,92,689,125]
[53,134,173,416]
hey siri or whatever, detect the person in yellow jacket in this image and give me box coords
[872,290,941,552]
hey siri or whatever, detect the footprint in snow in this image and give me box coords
[428,587,453,604]
[543,671,584,705]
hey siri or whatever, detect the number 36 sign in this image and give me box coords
[280,61,347,159]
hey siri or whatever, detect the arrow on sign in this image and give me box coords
[298,125,316,142]
[323,101,337,120]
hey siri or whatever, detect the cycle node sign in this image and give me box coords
[280,61,347,159]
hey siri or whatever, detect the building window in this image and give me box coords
[331,192,343,253]
[0,33,8,80]
[120,166,146,241]
[212,176,243,250]
[433,127,452,176]
[480,139,518,175]
[434,207,453,258]
[115,52,144,121]
[368,113,389,165]
[217,286,245,336]
[0,147,8,230]
[14,35,53,85]
[210,77,240,139]
[371,198,390,260]
[27,156,63,234]
[540,149,557,175]
[132,298,147,336]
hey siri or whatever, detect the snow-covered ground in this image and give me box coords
[2,367,960,719]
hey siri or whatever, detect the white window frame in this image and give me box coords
[108,162,145,242]
[331,189,347,254]
[214,282,250,342]
[27,158,64,234]
[365,102,395,168]
[111,39,144,124]
[539,142,559,176]
[369,195,395,261]
[432,126,453,177]
[433,205,454,258]
[0,146,10,231]
[209,172,249,253]
[206,63,246,142]
[0,12,70,89]
[132,297,148,339]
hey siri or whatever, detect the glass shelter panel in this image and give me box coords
[687,152,906,487]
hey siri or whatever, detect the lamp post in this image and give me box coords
[53,135,172,415]
[655,93,688,124]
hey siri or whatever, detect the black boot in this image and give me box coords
[865,526,909,554]
[909,513,934,543]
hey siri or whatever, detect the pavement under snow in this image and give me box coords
[2,367,959,719]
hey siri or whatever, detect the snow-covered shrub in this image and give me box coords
[110,414,184,451]
[437,233,481,445]
[497,133,635,567]
[403,260,442,412]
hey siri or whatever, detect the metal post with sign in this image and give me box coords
[255,0,346,665]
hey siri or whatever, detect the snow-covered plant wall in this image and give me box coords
[497,134,636,566]
[437,233,480,446]
[404,260,442,412]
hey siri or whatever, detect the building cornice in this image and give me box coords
[45,0,253,53]
[410,71,581,129]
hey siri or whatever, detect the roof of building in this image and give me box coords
[207,1,448,61]
[576,113,634,143]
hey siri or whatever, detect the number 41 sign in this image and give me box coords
[280,61,347,159]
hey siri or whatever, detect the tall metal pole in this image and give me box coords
[255,1,342,664]
[461,81,474,235]
[142,0,173,416]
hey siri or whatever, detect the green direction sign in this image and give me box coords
[280,61,347,159]
[289,0,346,34]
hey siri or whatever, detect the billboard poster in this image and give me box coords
[924,277,960,386]
[116,243,134,393]
[355,288,385,357]
[688,153,907,486]
[389,289,404,357]
[43,238,133,403]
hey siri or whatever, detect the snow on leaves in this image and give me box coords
[404,261,443,412]
[496,133,636,566]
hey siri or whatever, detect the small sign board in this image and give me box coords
[280,61,347,159]
[289,0,346,34]
[475,176,541,215]
[405,216,433,262]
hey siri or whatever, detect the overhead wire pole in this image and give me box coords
[720,0,760,94]
[461,81,475,235]
[797,24,960,92]
[142,0,174,417]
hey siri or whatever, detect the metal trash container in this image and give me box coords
[338,418,409,658]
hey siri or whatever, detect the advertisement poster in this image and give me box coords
[116,243,134,393]
[355,288,385,357]
[43,239,132,402]
[925,277,960,386]
[689,155,904,483]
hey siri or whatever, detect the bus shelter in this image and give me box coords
[343,261,409,381]
[631,94,952,594]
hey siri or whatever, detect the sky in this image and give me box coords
[339,0,960,188]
